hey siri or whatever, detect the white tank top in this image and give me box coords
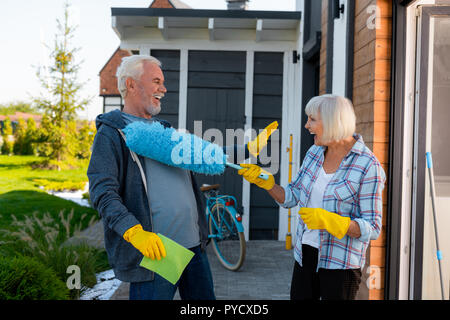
[301,166,334,248]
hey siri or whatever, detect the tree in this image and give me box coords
[13,118,26,155]
[33,1,91,165]
[75,120,96,159]
[24,117,39,155]
[1,117,14,155]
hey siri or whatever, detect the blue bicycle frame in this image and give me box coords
[206,195,244,237]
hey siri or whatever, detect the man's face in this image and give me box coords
[135,61,167,116]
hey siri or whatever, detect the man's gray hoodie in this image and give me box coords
[87,109,209,282]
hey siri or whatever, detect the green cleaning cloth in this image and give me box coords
[139,233,195,285]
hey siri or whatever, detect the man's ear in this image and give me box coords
[125,77,136,95]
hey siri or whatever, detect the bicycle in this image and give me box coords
[200,184,246,271]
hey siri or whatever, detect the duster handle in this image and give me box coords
[226,162,269,180]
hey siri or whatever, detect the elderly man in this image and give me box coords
[88,55,277,300]
[88,55,215,300]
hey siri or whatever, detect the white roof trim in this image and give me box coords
[112,14,300,43]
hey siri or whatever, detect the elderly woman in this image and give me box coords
[238,94,386,300]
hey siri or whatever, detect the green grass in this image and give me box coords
[0,155,110,298]
[0,155,88,193]
[0,155,98,232]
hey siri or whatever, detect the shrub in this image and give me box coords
[82,191,92,207]
[0,210,107,300]
[0,255,69,300]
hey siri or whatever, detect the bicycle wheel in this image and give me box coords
[209,202,246,271]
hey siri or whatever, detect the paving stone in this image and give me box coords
[110,240,294,300]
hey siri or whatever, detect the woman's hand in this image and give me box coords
[238,163,275,191]
[299,207,351,239]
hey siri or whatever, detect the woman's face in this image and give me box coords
[305,113,325,146]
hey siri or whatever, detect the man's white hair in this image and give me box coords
[305,94,356,143]
[116,55,162,99]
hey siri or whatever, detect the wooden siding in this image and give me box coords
[354,0,392,301]
[320,0,392,300]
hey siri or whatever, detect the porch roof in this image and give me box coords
[111,8,301,42]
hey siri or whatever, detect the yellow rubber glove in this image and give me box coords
[299,207,350,239]
[123,224,166,260]
[247,121,279,158]
[238,163,275,191]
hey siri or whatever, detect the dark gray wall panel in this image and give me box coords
[254,52,284,75]
[151,50,180,128]
[188,51,246,73]
[253,74,283,95]
[250,52,284,240]
[187,51,246,210]
[159,92,179,114]
[161,71,180,91]
[188,72,245,89]
[252,96,283,119]
[153,49,180,71]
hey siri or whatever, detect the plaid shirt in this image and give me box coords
[281,134,386,270]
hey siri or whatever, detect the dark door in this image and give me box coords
[151,50,180,128]
[186,50,246,209]
[250,52,284,240]
[300,0,322,163]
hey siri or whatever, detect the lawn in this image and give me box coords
[0,155,98,232]
[0,155,109,299]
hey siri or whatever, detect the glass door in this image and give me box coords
[412,6,450,300]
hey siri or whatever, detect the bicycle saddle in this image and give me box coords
[200,184,221,192]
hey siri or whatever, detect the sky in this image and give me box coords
[0,0,297,120]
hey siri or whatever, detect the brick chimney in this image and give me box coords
[226,0,249,10]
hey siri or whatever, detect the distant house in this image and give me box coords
[98,0,191,114]
[99,47,132,113]
[0,112,42,134]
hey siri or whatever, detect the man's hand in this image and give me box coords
[238,163,275,191]
[123,224,166,260]
[247,121,278,158]
[299,207,350,239]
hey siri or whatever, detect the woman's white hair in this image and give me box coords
[305,94,356,143]
[116,55,162,99]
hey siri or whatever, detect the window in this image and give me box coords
[103,96,123,113]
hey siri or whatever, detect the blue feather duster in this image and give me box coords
[122,121,228,175]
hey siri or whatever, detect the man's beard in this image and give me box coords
[138,84,162,116]
[145,103,161,116]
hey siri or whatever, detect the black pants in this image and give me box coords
[290,245,362,300]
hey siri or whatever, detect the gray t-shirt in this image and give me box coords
[121,112,200,249]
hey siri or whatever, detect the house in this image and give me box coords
[317,0,450,300]
[99,47,131,113]
[100,0,450,300]
[0,112,42,124]
[99,1,192,114]
[101,0,307,243]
